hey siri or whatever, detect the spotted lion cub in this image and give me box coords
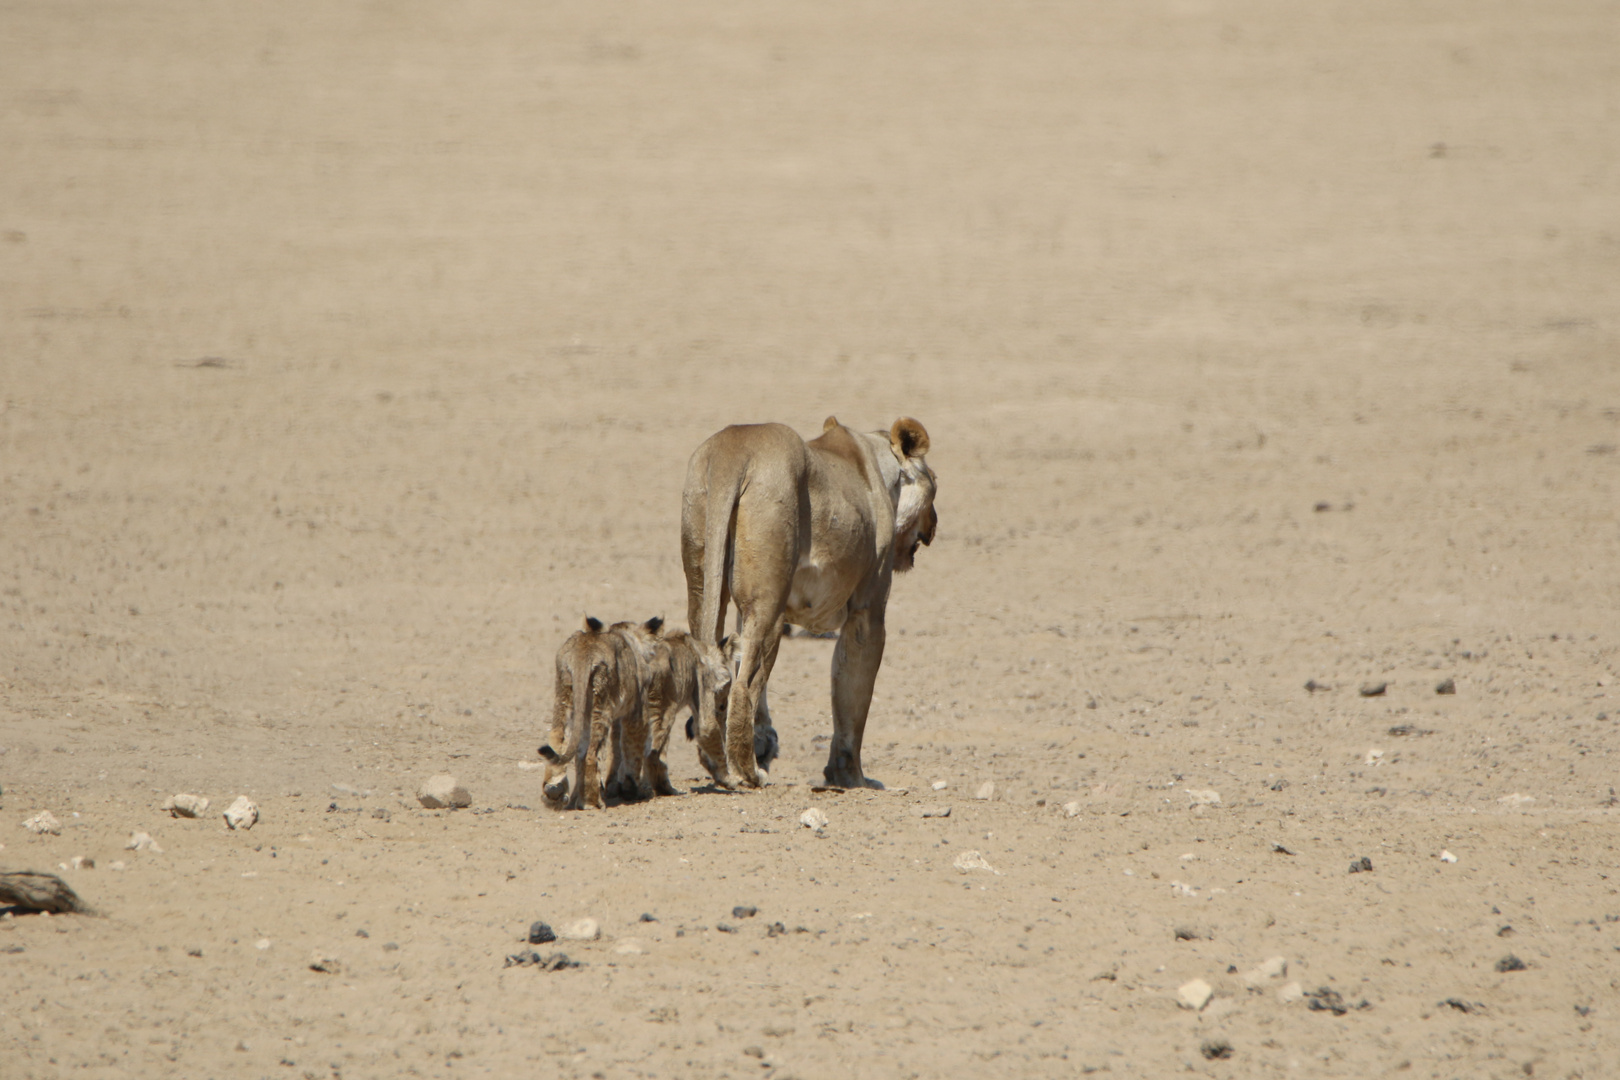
[608,617,731,799]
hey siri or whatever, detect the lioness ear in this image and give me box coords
[585,616,603,632]
[823,415,839,432]
[645,616,664,634]
[890,417,930,459]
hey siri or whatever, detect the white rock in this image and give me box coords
[1364,748,1384,766]
[611,938,646,955]
[223,796,259,831]
[70,855,94,871]
[918,805,951,818]
[1497,793,1535,807]
[799,808,829,830]
[557,917,600,941]
[1177,978,1214,1011]
[1243,956,1288,985]
[22,811,62,835]
[1169,880,1198,898]
[952,850,1000,875]
[125,831,163,852]
[1277,980,1304,1004]
[417,775,471,809]
[931,780,948,791]
[163,793,210,818]
[1186,789,1222,806]
[1062,800,1082,818]
[255,938,271,950]
[1439,849,1458,863]
[108,860,127,871]
[975,781,995,800]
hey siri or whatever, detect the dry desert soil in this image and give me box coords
[3,2,1619,1077]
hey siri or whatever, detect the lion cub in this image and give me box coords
[537,617,641,810]
[608,617,731,800]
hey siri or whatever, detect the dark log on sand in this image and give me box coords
[0,871,95,914]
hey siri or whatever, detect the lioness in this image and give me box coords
[681,416,938,789]
[537,617,641,810]
[607,617,730,799]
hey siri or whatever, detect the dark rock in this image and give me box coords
[1439,998,1483,1014]
[1174,926,1202,941]
[639,913,658,923]
[1304,679,1329,693]
[1272,843,1295,856]
[528,921,556,945]
[1435,678,1456,695]
[1497,925,1514,937]
[1305,987,1369,1014]
[1349,856,1373,874]
[716,922,738,934]
[1495,954,1527,972]
[355,929,370,938]
[732,905,758,919]
[1359,682,1388,697]
[1200,1039,1234,1060]
[766,922,787,937]
[0,871,94,914]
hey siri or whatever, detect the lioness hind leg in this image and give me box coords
[725,614,786,787]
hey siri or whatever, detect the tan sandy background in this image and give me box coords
[3,1,1619,1076]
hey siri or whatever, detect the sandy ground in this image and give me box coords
[3,1,1620,1076]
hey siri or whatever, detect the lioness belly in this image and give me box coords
[786,560,847,634]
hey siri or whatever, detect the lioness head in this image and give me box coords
[888,417,938,573]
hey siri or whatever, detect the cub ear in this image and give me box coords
[823,415,840,432]
[585,616,603,632]
[644,616,664,634]
[890,417,930,459]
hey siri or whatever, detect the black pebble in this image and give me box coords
[732,905,758,919]
[1349,856,1373,874]
[766,922,787,937]
[1359,682,1388,697]
[717,922,738,934]
[355,929,369,938]
[1200,1039,1234,1060]
[640,913,657,923]
[529,921,556,945]
[1496,954,1527,972]
[1435,677,1456,695]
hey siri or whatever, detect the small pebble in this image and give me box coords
[1496,954,1527,972]
[1276,981,1305,1005]
[610,939,645,955]
[308,953,343,975]
[1349,856,1373,873]
[1186,789,1221,806]
[528,921,556,945]
[416,775,471,809]
[163,794,210,818]
[1062,801,1081,818]
[974,781,995,801]
[1177,978,1213,1011]
[69,855,94,871]
[952,850,999,875]
[1242,956,1288,985]
[255,938,271,950]
[1200,1039,1233,1060]
[1439,850,1458,863]
[1359,682,1388,697]
[799,808,829,831]
[125,831,163,852]
[1435,677,1456,695]
[732,905,758,919]
[716,922,738,933]
[557,917,599,941]
[22,811,62,835]
[223,796,259,831]
[639,913,658,923]
[919,805,951,819]
[931,780,948,791]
